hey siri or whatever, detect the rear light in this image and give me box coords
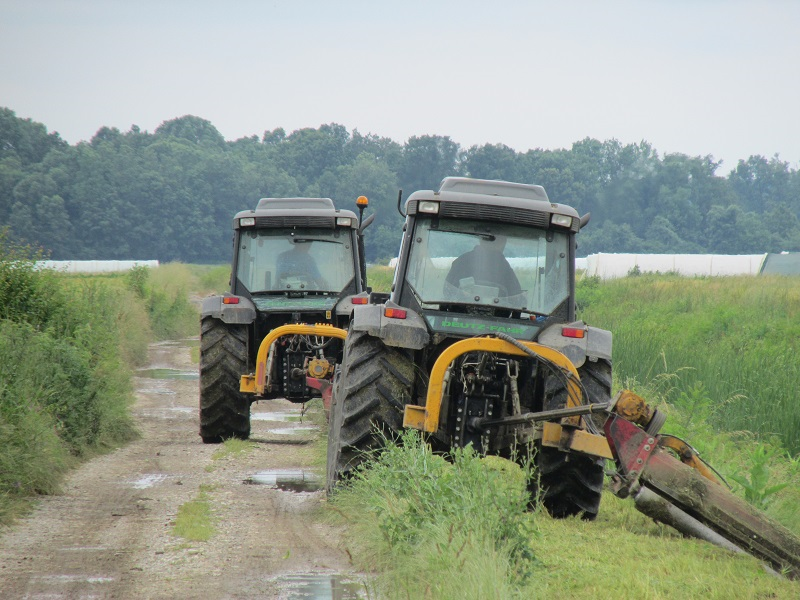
[351,296,369,305]
[384,307,407,319]
[561,327,585,339]
[222,296,240,305]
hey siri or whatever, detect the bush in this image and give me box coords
[0,232,139,522]
[330,430,536,598]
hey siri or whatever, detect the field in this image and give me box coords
[3,254,800,597]
[327,268,800,597]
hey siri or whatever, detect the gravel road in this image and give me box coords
[0,339,364,599]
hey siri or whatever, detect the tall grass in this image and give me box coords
[0,236,202,523]
[366,265,394,294]
[329,430,536,599]
[577,274,800,454]
[330,428,800,598]
[126,263,199,339]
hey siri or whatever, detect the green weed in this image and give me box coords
[730,445,790,509]
[172,489,216,542]
[211,438,255,461]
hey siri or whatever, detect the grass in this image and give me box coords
[0,248,204,525]
[330,430,800,599]
[331,269,800,596]
[530,492,798,599]
[210,438,256,462]
[328,430,537,599]
[366,265,394,293]
[172,485,217,542]
[577,274,800,454]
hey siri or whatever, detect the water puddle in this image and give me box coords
[137,368,199,380]
[273,573,365,599]
[136,378,177,396]
[244,469,322,492]
[35,574,115,584]
[266,426,317,436]
[251,411,304,422]
[126,473,170,489]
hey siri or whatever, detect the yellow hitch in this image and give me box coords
[240,323,347,396]
[403,337,581,433]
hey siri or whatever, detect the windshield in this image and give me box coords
[405,218,570,315]
[236,228,356,294]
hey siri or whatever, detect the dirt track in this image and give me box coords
[0,339,363,599]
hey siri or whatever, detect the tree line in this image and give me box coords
[1,107,799,263]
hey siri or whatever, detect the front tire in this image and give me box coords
[326,329,413,493]
[199,317,250,443]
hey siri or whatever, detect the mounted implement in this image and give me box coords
[326,177,800,576]
[200,195,375,443]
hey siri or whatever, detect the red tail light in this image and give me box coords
[222,297,240,305]
[352,297,369,305]
[561,327,585,339]
[384,307,407,319]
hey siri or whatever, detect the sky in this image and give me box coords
[2,0,799,174]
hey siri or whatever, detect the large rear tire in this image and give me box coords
[199,316,250,443]
[531,358,611,519]
[326,329,413,493]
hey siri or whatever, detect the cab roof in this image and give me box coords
[404,177,580,231]
[233,197,359,229]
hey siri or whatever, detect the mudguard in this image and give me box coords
[537,320,612,368]
[351,302,430,350]
[200,294,256,325]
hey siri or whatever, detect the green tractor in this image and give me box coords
[327,177,611,518]
[199,196,375,443]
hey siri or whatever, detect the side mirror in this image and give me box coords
[579,212,591,230]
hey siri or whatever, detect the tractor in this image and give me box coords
[326,177,610,518]
[325,177,800,577]
[199,195,375,443]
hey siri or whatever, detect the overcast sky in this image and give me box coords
[2,1,799,173]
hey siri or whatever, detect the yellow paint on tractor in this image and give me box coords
[403,337,582,433]
[541,422,613,459]
[239,323,347,395]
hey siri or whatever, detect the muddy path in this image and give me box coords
[0,339,364,599]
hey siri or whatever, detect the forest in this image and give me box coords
[2,106,799,263]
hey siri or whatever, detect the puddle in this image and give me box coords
[137,368,199,380]
[244,469,322,492]
[126,474,170,489]
[35,574,115,584]
[273,573,365,599]
[251,411,304,422]
[266,426,317,436]
[138,388,177,397]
